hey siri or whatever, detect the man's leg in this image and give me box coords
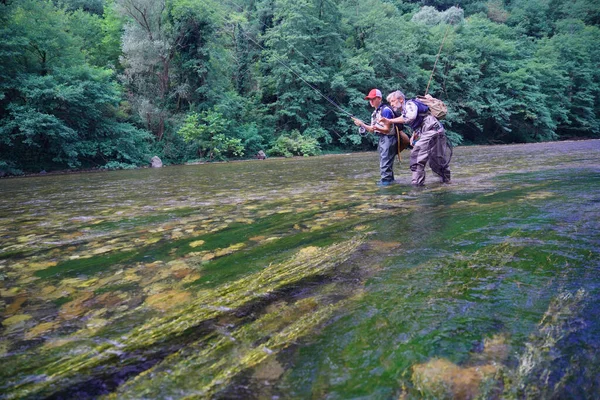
[430,133,451,183]
[410,135,431,186]
[379,135,397,182]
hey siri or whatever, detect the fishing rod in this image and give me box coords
[240,31,354,118]
[221,0,355,120]
[425,24,451,96]
[205,0,414,138]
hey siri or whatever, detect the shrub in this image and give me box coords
[268,130,321,157]
[179,111,245,160]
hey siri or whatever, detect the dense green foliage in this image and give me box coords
[1,0,599,173]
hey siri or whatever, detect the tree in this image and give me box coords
[66,0,125,70]
[486,0,509,24]
[116,0,174,140]
[506,0,552,38]
[548,0,600,28]
[5,0,85,76]
[441,15,556,143]
[117,0,230,140]
[542,19,600,138]
[0,0,150,172]
[58,0,104,15]
[0,64,151,170]
[412,5,442,25]
[261,0,347,146]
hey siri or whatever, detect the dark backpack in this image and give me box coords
[411,98,430,116]
[406,99,428,131]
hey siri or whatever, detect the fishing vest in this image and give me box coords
[371,104,395,135]
[405,99,429,131]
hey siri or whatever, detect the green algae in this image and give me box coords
[125,238,363,350]
[34,249,140,279]
[108,293,357,399]
[32,202,364,281]
[186,217,370,288]
[51,295,74,307]
[87,207,201,231]
[2,238,363,399]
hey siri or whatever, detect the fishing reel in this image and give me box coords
[351,115,372,138]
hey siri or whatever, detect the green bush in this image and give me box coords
[238,122,267,157]
[179,111,245,161]
[101,161,139,170]
[268,130,321,158]
[0,160,23,177]
[0,65,151,172]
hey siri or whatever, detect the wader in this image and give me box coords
[410,115,451,186]
[378,133,398,183]
[371,104,397,183]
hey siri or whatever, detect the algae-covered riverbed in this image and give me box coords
[1,140,599,399]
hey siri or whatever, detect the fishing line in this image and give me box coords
[219,0,355,118]
[225,0,334,82]
[242,28,354,118]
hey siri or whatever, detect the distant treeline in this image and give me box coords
[1,0,599,173]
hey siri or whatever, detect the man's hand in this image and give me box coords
[351,117,363,127]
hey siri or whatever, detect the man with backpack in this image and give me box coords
[351,89,398,186]
[381,90,451,186]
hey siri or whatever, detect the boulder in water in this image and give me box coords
[151,156,163,168]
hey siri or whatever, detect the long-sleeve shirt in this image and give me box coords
[401,100,419,125]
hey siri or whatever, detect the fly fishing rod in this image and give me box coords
[217,0,414,138]
[221,0,363,124]
[425,24,451,96]
[240,33,354,118]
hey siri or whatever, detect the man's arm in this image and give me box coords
[351,117,392,134]
[381,101,418,125]
[382,115,405,124]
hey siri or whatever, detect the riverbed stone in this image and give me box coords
[412,358,498,400]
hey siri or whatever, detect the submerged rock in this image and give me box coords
[411,334,508,399]
[252,357,285,380]
[412,358,498,400]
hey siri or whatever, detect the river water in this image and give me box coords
[1,140,599,399]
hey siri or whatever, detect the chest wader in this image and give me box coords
[378,134,398,182]
[372,106,398,183]
[409,115,451,186]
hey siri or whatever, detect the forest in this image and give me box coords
[1,0,599,174]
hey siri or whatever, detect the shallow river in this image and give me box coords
[1,140,599,399]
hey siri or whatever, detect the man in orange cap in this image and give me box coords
[352,89,398,186]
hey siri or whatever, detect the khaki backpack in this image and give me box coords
[415,94,447,120]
